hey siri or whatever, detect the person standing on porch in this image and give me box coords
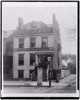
[42,57,49,81]
[47,61,49,81]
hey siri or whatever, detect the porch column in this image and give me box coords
[36,54,38,65]
[37,55,43,86]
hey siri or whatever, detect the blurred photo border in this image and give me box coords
[0,0,79,99]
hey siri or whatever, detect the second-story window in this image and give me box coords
[42,37,48,48]
[19,38,24,48]
[30,37,35,48]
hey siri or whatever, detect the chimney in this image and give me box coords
[18,17,24,29]
[53,14,59,30]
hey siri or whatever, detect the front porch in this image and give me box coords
[30,52,61,86]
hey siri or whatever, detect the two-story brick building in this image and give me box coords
[12,14,62,81]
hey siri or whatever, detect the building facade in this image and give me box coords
[12,14,61,80]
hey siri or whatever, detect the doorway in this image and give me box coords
[18,70,24,79]
[38,54,53,68]
[38,54,53,81]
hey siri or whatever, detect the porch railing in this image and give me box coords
[31,70,35,80]
[30,66,37,80]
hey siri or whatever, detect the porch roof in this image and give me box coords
[36,51,53,55]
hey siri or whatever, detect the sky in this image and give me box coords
[2,2,77,54]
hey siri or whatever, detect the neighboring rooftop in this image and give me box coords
[3,30,14,39]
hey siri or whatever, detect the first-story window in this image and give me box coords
[30,53,35,65]
[18,54,24,66]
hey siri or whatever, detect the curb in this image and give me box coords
[4,83,69,87]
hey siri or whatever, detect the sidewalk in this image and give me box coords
[3,74,76,87]
[3,81,69,87]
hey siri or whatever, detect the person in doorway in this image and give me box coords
[46,61,49,81]
[42,57,49,81]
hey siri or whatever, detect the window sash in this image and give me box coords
[19,44,24,48]
[30,54,35,65]
[18,54,24,65]
[19,38,24,48]
[42,37,48,47]
[30,37,35,48]
[19,38,24,43]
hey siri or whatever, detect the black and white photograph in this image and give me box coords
[2,1,79,97]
